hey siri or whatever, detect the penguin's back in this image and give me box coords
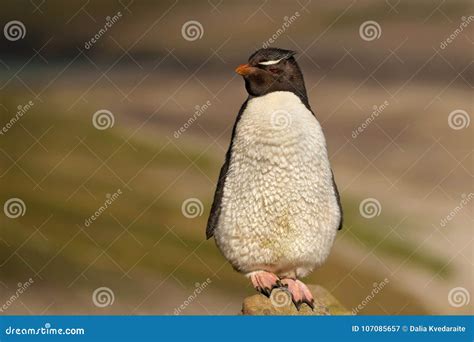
[214,91,341,277]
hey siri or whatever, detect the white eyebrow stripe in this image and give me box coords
[258,58,283,65]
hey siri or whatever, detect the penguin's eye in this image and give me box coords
[258,58,283,66]
[268,67,281,74]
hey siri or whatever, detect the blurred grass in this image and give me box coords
[341,199,450,277]
[0,92,232,301]
[0,92,450,290]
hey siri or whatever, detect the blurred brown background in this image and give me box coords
[0,0,472,315]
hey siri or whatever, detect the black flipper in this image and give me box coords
[309,108,344,231]
[331,170,343,230]
[206,100,249,239]
[205,158,229,239]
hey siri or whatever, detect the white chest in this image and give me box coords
[215,91,340,275]
[228,91,329,186]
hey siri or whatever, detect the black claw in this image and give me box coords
[268,283,281,297]
[257,286,271,298]
[303,299,315,310]
[257,281,282,298]
[294,300,303,311]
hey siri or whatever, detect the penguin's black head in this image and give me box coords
[235,48,308,104]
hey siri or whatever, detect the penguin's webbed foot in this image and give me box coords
[248,271,281,297]
[280,278,314,310]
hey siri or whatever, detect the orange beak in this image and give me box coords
[235,63,253,76]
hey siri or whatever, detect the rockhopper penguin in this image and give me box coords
[206,48,343,310]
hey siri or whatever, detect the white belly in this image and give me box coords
[214,91,340,277]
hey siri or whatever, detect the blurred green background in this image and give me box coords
[0,0,472,315]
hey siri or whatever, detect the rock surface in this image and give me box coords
[242,284,352,315]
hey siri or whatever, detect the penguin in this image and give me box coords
[206,47,343,309]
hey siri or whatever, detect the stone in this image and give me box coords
[242,284,352,315]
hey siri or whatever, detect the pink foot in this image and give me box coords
[280,278,314,310]
[248,271,280,297]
